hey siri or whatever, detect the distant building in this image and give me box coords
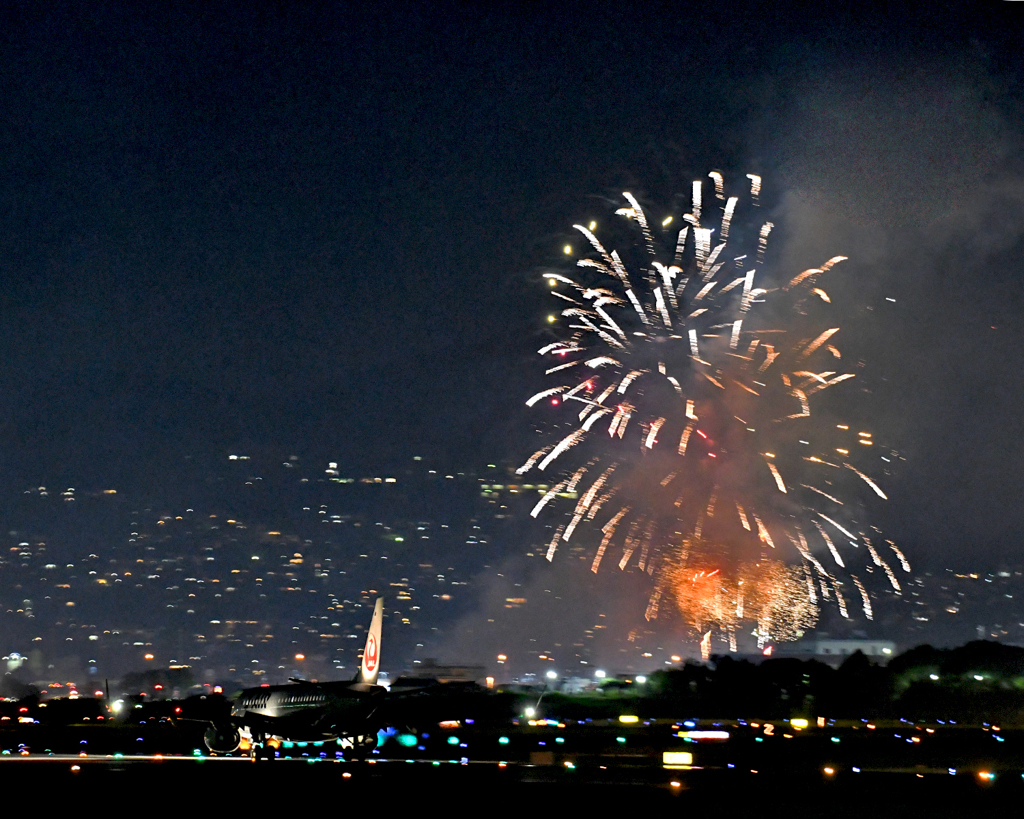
[814,638,896,661]
[403,658,486,684]
[741,637,899,666]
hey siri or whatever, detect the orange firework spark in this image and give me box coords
[665,560,818,648]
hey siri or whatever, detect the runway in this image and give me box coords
[2,750,1021,816]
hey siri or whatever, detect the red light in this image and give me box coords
[708,453,717,458]
[551,398,559,405]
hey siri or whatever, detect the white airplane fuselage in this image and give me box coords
[231,680,385,743]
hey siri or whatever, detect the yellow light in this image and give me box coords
[618,715,639,724]
[663,751,693,769]
[662,216,673,226]
[563,245,572,255]
[791,718,808,729]
[588,221,596,231]
[547,315,556,323]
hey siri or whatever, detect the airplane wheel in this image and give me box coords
[252,744,274,761]
[342,735,373,760]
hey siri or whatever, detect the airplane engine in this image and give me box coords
[204,724,241,754]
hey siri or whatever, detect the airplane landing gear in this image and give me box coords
[338,732,378,760]
[250,732,276,761]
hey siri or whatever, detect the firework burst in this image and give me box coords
[519,173,905,648]
[668,561,819,656]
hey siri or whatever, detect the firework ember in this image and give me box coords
[668,561,819,654]
[520,173,905,649]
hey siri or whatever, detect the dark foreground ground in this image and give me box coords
[0,753,1020,815]
[2,716,1024,813]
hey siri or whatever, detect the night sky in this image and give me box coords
[1,1,1023,571]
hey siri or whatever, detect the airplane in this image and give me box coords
[200,597,388,760]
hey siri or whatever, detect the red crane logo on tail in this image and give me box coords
[364,634,378,673]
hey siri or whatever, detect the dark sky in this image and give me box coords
[0,2,1022,568]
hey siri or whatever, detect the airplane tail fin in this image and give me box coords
[357,597,384,685]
